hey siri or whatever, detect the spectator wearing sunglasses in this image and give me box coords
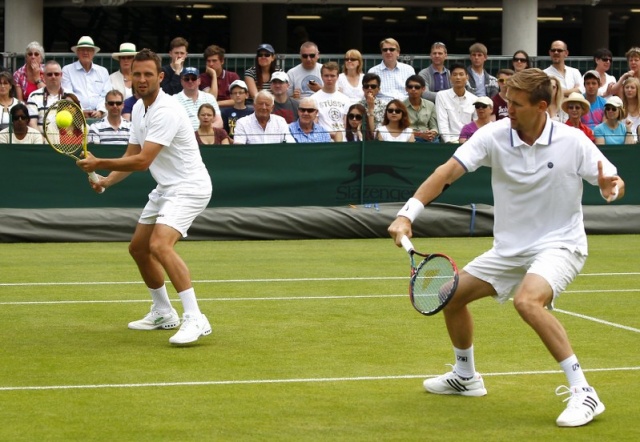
[376,100,414,142]
[562,92,595,142]
[543,41,583,97]
[492,69,514,121]
[337,49,365,104]
[287,41,323,100]
[418,41,451,103]
[0,103,43,144]
[27,60,65,132]
[465,42,499,98]
[288,97,331,143]
[511,50,531,73]
[359,73,386,132]
[594,96,634,145]
[368,38,415,102]
[459,97,493,143]
[403,75,438,142]
[88,90,131,144]
[175,67,222,130]
[591,48,616,98]
[244,43,280,101]
[13,41,45,102]
[344,103,373,142]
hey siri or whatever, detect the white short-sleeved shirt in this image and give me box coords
[453,116,617,257]
[129,90,211,191]
[544,65,584,93]
[312,89,351,134]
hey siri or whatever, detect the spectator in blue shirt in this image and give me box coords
[288,97,332,143]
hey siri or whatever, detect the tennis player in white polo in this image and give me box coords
[389,68,625,427]
[78,49,212,346]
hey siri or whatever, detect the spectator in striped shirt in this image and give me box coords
[88,90,131,145]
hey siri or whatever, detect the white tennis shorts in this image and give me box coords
[139,187,211,238]
[464,247,586,309]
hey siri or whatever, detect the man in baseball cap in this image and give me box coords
[270,71,299,123]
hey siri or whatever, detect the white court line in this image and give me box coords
[1,272,639,287]
[555,308,640,333]
[1,366,638,392]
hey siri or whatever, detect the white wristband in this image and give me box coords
[397,197,424,222]
[600,185,619,202]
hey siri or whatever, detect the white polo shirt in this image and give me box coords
[130,90,211,191]
[453,116,617,257]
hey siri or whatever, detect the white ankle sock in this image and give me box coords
[178,288,201,316]
[149,285,172,312]
[453,345,476,379]
[560,355,588,387]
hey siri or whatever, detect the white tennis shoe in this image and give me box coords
[169,313,212,345]
[128,307,180,330]
[555,385,605,427]
[423,368,487,397]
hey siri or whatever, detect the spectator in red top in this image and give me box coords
[199,45,239,108]
[562,92,595,142]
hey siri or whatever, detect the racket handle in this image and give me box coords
[87,172,105,194]
[400,235,414,253]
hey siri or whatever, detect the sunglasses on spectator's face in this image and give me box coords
[382,47,397,53]
[13,115,29,121]
[301,53,316,59]
[257,53,272,58]
[513,57,527,63]
[27,52,40,57]
[298,107,317,113]
[347,113,363,121]
[344,58,358,62]
[107,101,123,106]
[406,84,422,90]
[182,75,198,82]
[567,104,582,110]
[474,104,489,109]
[600,58,612,62]
[46,72,61,77]
[550,48,565,53]
[363,84,378,89]
[604,105,618,112]
[387,108,402,114]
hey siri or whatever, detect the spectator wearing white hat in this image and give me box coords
[110,42,138,99]
[61,36,111,118]
[220,79,253,139]
[459,96,493,143]
[563,92,595,142]
[594,96,634,145]
[270,71,299,123]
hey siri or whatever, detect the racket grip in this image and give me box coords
[87,172,105,194]
[400,235,414,253]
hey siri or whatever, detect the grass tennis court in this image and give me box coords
[0,235,638,441]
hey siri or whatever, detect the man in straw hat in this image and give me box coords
[61,36,111,118]
[110,42,138,100]
[563,91,595,141]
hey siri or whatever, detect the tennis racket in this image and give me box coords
[400,235,459,316]
[42,100,102,189]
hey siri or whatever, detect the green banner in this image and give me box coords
[1,142,636,208]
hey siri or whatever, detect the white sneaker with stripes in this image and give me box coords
[555,385,605,427]
[423,368,487,397]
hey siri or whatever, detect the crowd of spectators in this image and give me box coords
[2,35,640,146]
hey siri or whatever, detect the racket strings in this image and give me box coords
[412,256,456,312]
[43,101,87,157]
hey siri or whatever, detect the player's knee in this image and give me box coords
[512,294,546,319]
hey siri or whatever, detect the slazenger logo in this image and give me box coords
[342,163,413,185]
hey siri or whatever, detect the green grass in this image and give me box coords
[0,236,638,441]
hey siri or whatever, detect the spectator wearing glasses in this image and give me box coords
[492,69,514,121]
[270,71,299,123]
[160,37,189,95]
[88,90,131,144]
[345,103,373,142]
[511,50,531,73]
[288,97,331,143]
[0,71,20,131]
[403,75,438,143]
[376,100,414,142]
[581,70,606,130]
[359,73,386,132]
[543,41,583,97]
[337,49,365,104]
[27,61,65,132]
[199,45,239,108]
[287,42,323,100]
[13,41,45,102]
[465,42,499,98]
[312,62,350,141]
[562,92,595,142]
[611,47,640,99]
[591,48,616,98]
[110,42,138,100]
[436,63,478,143]
[0,103,43,144]
[418,41,451,103]
[368,38,415,102]
[175,67,222,130]
[459,97,493,143]
[594,96,633,145]
[244,43,280,100]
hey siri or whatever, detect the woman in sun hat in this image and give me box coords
[110,42,138,99]
[562,91,595,141]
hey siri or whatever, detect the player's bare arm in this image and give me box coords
[597,160,625,202]
[389,158,466,245]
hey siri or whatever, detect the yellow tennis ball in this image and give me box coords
[56,110,73,128]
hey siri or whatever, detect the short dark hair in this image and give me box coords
[362,73,381,87]
[10,103,29,120]
[449,63,466,74]
[169,37,188,51]
[133,48,162,73]
[405,75,425,88]
[593,48,613,64]
[204,45,225,61]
